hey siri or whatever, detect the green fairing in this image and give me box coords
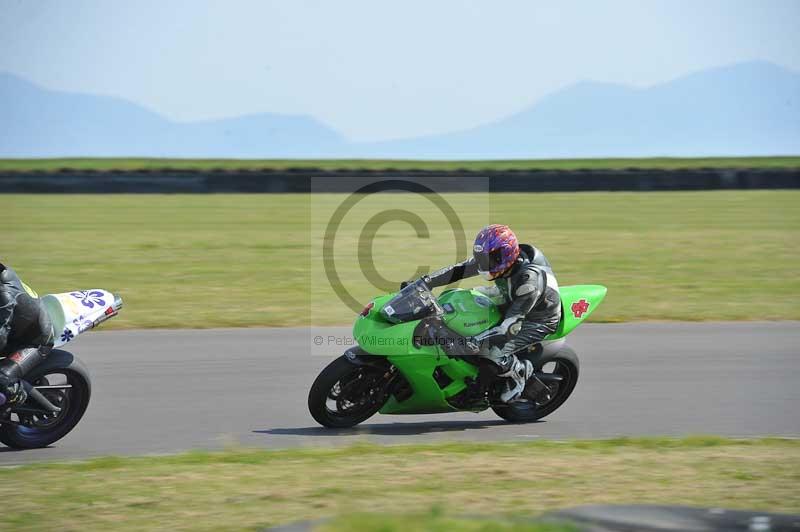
[381,354,480,414]
[547,284,608,339]
[351,284,606,415]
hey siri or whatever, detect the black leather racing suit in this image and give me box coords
[0,264,54,401]
[423,244,562,357]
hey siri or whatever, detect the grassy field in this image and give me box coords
[1,156,799,172]
[5,191,798,328]
[1,437,797,531]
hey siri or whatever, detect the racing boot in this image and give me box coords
[482,346,534,403]
[0,381,27,406]
[0,372,27,406]
[497,356,533,403]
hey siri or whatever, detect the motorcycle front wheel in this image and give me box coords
[308,355,390,428]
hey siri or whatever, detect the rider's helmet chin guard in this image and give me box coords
[479,270,501,281]
[473,224,520,281]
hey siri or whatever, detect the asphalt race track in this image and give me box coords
[1,322,798,464]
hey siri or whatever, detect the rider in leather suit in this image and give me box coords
[0,263,54,406]
[409,225,561,403]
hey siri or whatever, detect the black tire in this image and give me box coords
[492,345,579,423]
[0,350,91,449]
[308,355,389,428]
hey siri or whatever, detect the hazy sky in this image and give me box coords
[1,0,799,141]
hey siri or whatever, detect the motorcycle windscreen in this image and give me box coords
[381,283,436,324]
[42,289,122,347]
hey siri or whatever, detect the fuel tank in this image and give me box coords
[437,288,502,337]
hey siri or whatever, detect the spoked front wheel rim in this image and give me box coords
[324,368,387,422]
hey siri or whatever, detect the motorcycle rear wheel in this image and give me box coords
[0,350,91,449]
[492,345,579,423]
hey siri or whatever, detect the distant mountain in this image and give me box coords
[360,61,800,158]
[1,61,798,158]
[0,73,346,157]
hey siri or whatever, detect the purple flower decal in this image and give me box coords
[70,290,106,309]
[72,314,93,332]
[60,328,74,342]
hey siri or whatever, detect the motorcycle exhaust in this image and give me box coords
[0,347,45,382]
[0,347,61,411]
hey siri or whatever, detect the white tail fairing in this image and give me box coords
[41,289,123,347]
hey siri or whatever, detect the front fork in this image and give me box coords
[344,347,403,402]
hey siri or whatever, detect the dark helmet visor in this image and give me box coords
[474,248,503,272]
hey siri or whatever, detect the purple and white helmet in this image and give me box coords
[473,224,520,280]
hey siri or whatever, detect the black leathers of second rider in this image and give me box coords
[0,264,54,403]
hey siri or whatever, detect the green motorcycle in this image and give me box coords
[309,279,606,428]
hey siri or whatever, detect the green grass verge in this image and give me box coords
[1,156,799,172]
[5,191,799,328]
[1,437,797,531]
